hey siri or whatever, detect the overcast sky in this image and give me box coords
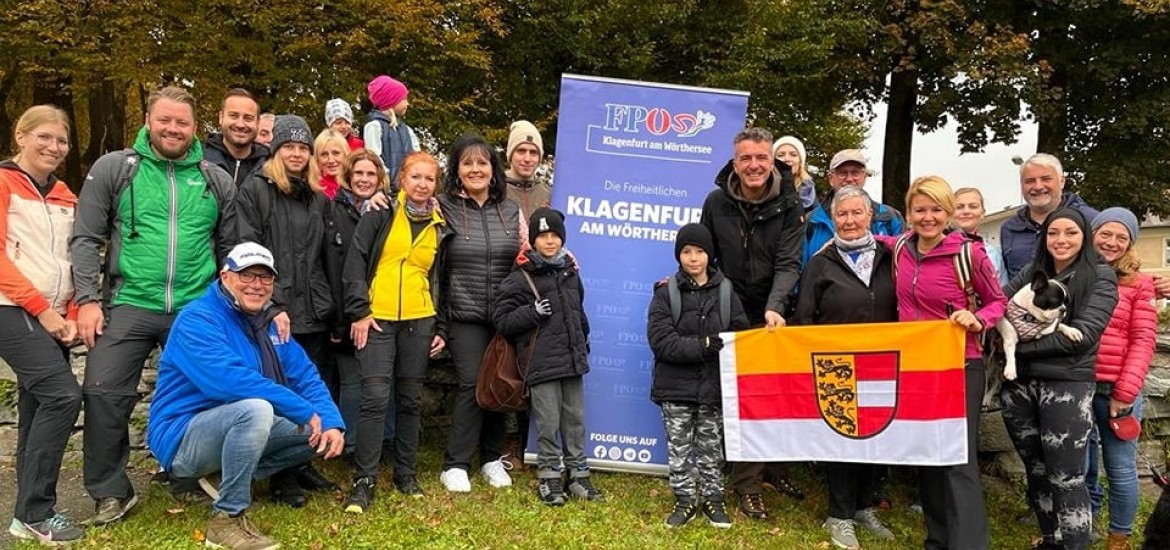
[861,102,1036,214]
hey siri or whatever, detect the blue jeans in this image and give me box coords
[168,399,316,515]
[337,351,394,452]
[1086,393,1143,535]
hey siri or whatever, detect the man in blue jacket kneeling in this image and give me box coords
[147,242,344,550]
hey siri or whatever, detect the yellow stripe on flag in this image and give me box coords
[732,320,966,376]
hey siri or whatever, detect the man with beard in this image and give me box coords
[203,89,269,186]
[1000,153,1099,280]
[699,127,803,521]
[71,86,237,526]
[504,120,550,219]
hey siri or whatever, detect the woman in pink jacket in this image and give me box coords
[885,175,1006,550]
[1085,207,1156,549]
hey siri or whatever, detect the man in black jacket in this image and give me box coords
[203,88,269,186]
[699,127,804,520]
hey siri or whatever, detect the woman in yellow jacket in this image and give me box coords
[340,152,448,513]
[0,105,85,544]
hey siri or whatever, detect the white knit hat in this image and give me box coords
[324,98,354,127]
[772,135,807,167]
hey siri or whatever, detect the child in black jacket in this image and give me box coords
[493,208,602,506]
[647,224,749,528]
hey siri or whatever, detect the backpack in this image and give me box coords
[476,270,540,413]
[667,275,733,331]
[891,234,979,314]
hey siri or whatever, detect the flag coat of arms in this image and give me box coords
[720,320,968,466]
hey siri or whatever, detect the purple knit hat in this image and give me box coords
[367,75,409,111]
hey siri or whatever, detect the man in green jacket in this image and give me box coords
[70,85,237,526]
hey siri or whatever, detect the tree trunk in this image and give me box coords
[1035,63,1067,155]
[84,80,127,167]
[882,68,918,213]
[33,74,82,189]
[0,64,20,159]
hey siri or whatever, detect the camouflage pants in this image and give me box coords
[661,401,724,501]
[1002,378,1095,550]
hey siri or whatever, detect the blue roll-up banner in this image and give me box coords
[541,74,749,475]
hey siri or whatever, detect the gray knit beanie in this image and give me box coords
[1091,207,1140,241]
[269,115,314,155]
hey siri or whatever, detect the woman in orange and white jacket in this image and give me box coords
[1085,207,1157,549]
[0,105,85,545]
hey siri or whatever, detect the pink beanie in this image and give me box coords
[367,75,409,111]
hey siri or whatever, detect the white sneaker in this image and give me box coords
[481,459,513,488]
[440,468,471,493]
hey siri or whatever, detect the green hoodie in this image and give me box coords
[112,127,221,313]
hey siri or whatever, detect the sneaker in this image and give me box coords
[9,514,85,546]
[566,477,605,501]
[86,493,138,526]
[295,464,338,492]
[440,468,471,493]
[481,458,513,488]
[394,475,424,497]
[824,517,860,550]
[205,511,279,550]
[702,499,732,528]
[854,507,895,540]
[171,476,212,504]
[737,492,767,520]
[343,477,375,514]
[269,468,306,508]
[665,499,698,528]
[762,471,805,501]
[537,478,565,506]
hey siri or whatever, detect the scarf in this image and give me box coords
[319,173,340,200]
[218,282,287,386]
[833,232,877,286]
[525,248,570,271]
[405,196,438,222]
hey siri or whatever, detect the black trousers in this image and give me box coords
[442,321,504,471]
[0,306,83,523]
[826,462,879,520]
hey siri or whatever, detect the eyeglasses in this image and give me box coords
[32,133,70,149]
[237,271,275,285]
[833,169,866,178]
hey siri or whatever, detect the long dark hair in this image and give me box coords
[1029,208,1104,316]
[443,134,507,203]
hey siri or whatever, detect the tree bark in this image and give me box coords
[0,64,20,158]
[33,74,82,189]
[882,67,918,213]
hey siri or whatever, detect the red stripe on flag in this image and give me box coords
[858,406,894,435]
[736,369,966,421]
[854,352,898,381]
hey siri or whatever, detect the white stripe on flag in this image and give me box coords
[857,381,897,407]
[723,418,969,466]
[718,331,742,460]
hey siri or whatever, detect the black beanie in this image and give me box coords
[529,207,566,246]
[675,223,714,262]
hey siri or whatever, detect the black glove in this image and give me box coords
[776,159,794,186]
[534,298,553,316]
[702,335,724,357]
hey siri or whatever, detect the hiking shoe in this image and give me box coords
[171,476,212,504]
[537,478,566,506]
[702,499,732,528]
[343,477,375,514]
[205,511,279,550]
[824,517,860,550]
[440,468,471,493]
[86,493,138,526]
[762,472,805,501]
[9,514,85,546]
[737,492,767,520]
[394,475,424,497]
[665,499,698,528]
[501,435,524,471]
[269,468,306,508]
[854,507,895,540]
[481,458,513,488]
[566,477,605,501]
[295,463,338,492]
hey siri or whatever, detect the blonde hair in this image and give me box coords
[1113,247,1142,285]
[263,145,320,196]
[147,86,197,118]
[340,149,390,194]
[12,105,70,157]
[953,187,984,207]
[906,175,956,216]
[311,129,348,185]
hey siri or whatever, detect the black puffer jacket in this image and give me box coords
[647,268,749,406]
[699,160,803,323]
[236,174,333,334]
[1004,261,1118,382]
[203,133,269,187]
[492,253,590,386]
[792,243,898,326]
[436,193,521,335]
[324,190,363,340]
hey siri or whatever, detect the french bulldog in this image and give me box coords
[997,270,1083,380]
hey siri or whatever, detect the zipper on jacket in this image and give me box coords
[12,240,19,260]
[165,161,178,313]
[232,160,241,183]
[43,201,64,309]
[480,203,494,314]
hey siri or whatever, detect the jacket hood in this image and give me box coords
[204,133,269,161]
[131,126,203,166]
[714,159,788,204]
[0,159,58,188]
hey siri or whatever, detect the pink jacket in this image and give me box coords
[880,231,1007,359]
[1094,273,1157,403]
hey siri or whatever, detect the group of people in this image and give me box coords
[0,76,1162,550]
[650,126,1160,550]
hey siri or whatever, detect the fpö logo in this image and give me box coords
[602,103,716,138]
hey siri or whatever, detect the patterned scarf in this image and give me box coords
[218,282,287,386]
[833,232,877,286]
[405,197,438,222]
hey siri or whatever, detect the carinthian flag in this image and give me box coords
[720,320,968,466]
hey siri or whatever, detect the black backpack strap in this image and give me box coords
[667,275,681,325]
[719,277,732,331]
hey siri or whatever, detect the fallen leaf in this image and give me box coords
[328,522,340,535]
[648,488,660,498]
[310,542,324,550]
[815,542,830,549]
[166,508,185,515]
[768,527,782,536]
[192,529,205,542]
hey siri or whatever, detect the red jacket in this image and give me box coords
[1094,273,1157,403]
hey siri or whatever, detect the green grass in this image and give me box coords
[27,438,1157,549]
